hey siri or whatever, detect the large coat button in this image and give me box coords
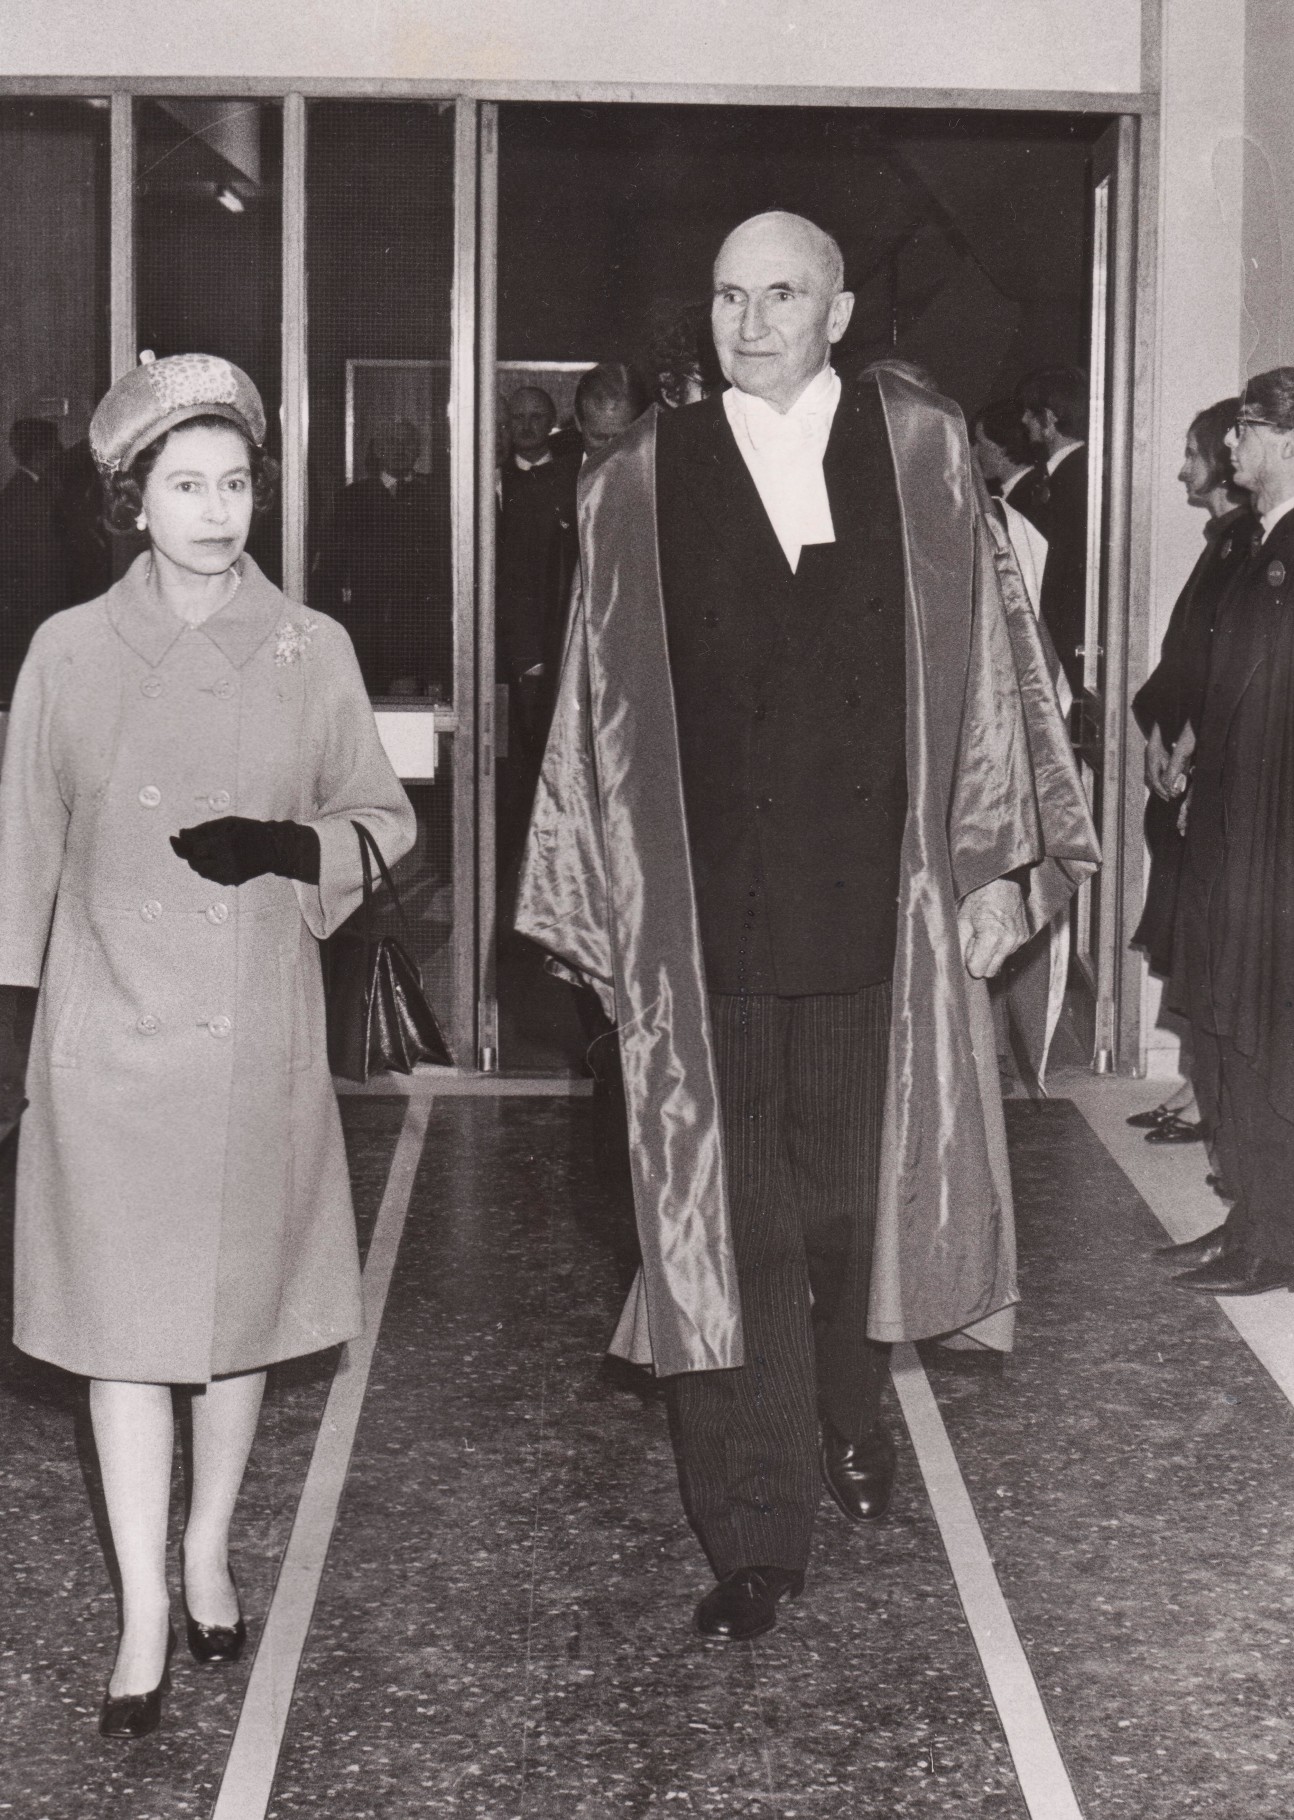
[139,785,162,808]
[207,1015,232,1038]
[136,1013,160,1035]
[207,903,229,925]
[214,679,236,700]
[141,676,163,699]
[209,790,232,811]
[141,900,163,921]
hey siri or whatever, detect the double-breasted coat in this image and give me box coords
[0,553,416,1382]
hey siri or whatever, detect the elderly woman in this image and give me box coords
[0,355,415,1737]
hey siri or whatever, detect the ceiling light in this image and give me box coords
[215,185,245,214]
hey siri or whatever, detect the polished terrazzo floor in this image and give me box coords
[3,1084,1294,1819]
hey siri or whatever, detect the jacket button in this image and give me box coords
[753,703,768,722]
[209,790,232,811]
[755,795,772,812]
[214,679,236,699]
[136,1013,159,1035]
[141,676,163,699]
[207,1015,233,1038]
[139,785,162,808]
[140,900,162,921]
[207,903,229,925]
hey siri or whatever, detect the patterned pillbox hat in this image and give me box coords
[89,351,267,475]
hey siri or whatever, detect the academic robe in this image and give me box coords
[1168,507,1294,1121]
[516,370,1098,1377]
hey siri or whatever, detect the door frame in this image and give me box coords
[4,67,1161,1077]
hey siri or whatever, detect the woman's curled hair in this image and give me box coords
[102,414,279,535]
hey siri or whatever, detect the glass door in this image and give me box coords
[302,98,477,1068]
[1072,115,1137,1071]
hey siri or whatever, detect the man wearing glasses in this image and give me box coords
[1166,369,1294,1295]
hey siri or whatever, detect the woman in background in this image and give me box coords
[1130,397,1252,1142]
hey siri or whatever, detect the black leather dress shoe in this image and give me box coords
[1126,1101,1177,1129]
[820,1422,897,1522]
[1155,1223,1232,1266]
[695,1567,804,1641]
[1174,1252,1294,1295]
[99,1627,175,1739]
[1145,1114,1207,1144]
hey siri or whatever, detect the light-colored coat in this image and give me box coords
[0,554,415,1382]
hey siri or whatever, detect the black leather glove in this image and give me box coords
[0,984,37,1140]
[170,817,321,887]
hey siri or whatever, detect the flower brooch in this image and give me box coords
[273,618,317,665]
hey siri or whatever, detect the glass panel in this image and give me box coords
[0,98,110,703]
[305,101,455,704]
[135,98,284,583]
[305,101,459,1051]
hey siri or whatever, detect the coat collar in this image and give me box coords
[107,551,285,670]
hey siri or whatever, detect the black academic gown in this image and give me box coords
[1131,506,1254,975]
[1169,506,1294,1118]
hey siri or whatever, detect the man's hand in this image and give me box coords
[958,878,1028,980]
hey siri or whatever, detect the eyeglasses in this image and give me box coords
[1235,415,1280,434]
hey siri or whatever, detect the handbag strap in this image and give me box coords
[351,820,420,955]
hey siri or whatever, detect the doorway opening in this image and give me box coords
[489,101,1126,1077]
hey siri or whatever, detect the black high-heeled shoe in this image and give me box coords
[99,1624,175,1739]
[184,1574,246,1665]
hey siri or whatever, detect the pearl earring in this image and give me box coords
[135,514,146,532]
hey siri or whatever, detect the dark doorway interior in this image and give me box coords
[497,104,1112,416]
[493,102,1113,1075]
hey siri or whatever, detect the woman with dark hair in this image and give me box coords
[1129,395,1253,1137]
[0,354,415,1737]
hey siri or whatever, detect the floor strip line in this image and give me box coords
[1064,1075,1294,1413]
[210,1096,433,1820]
[891,1343,1086,1820]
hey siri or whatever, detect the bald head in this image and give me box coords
[711,211,854,413]
[716,212,845,294]
[507,386,556,456]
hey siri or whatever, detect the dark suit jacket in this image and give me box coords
[1001,463,1049,534]
[655,381,907,995]
[1034,444,1088,694]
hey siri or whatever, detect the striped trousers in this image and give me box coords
[667,985,891,1577]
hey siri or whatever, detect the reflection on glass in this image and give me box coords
[0,99,110,703]
[135,99,284,583]
[305,102,454,703]
[305,101,458,1054]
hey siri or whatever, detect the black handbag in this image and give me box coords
[323,820,453,1080]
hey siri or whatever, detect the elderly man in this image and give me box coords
[518,211,1095,1640]
[314,418,443,696]
[1166,369,1294,1296]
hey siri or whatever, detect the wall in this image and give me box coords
[2,0,1142,93]
[1137,0,1246,1074]
[1243,0,1294,372]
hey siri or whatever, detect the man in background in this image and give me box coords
[1016,365,1090,696]
[315,417,441,696]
